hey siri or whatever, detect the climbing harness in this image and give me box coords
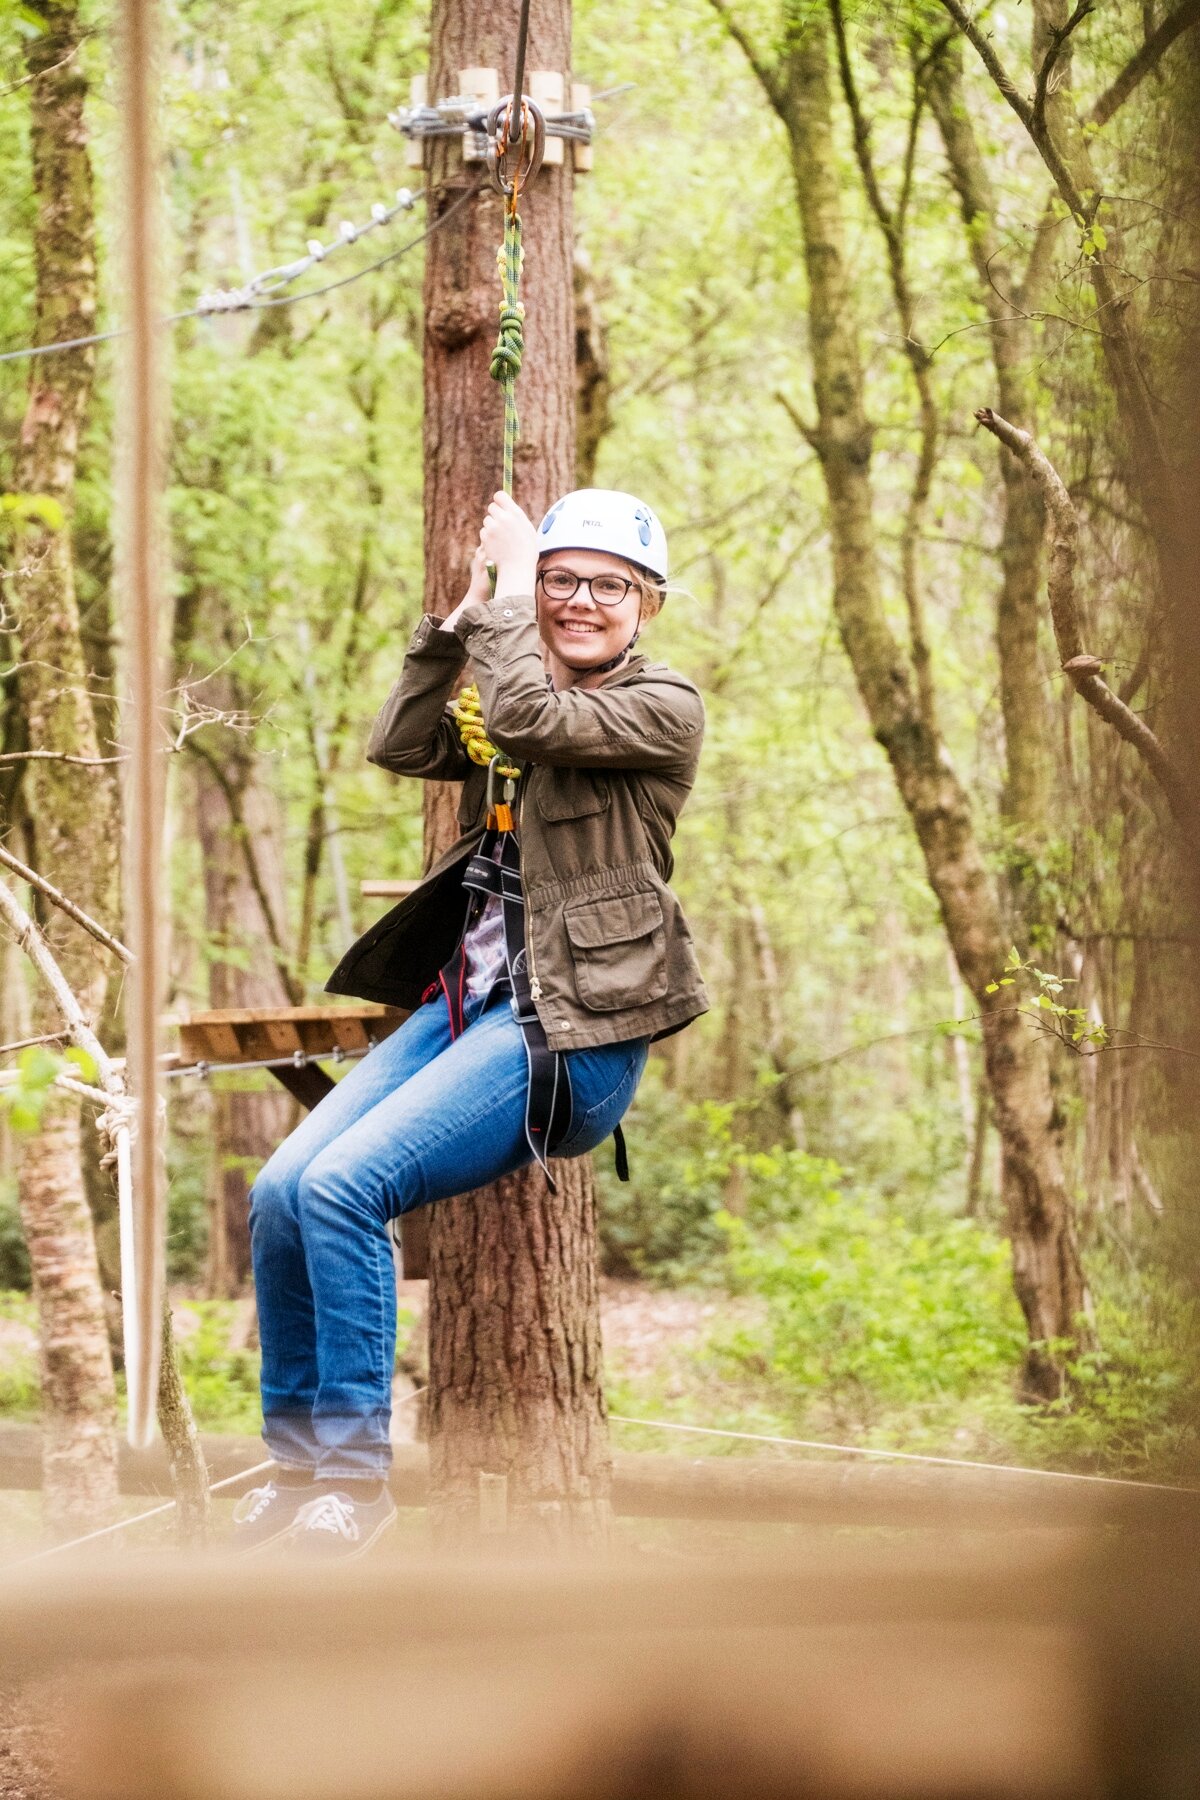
[435,756,572,1185]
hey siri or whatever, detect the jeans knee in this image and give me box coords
[296,1155,388,1231]
[248,1166,297,1245]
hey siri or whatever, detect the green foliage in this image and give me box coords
[169,1303,264,1433]
[596,1062,742,1278]
[0,1184,30,1291]
[716,1165,1025,1425]
[0,1045,98,1135]
[0,1292,39,1417]
[986,948,1107,1049]
[1,491,64,530]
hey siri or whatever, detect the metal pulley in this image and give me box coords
[487,95,546,199]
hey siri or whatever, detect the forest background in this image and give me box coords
[1,0,1199,1516]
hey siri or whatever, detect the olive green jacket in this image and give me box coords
[325,592,709,1051]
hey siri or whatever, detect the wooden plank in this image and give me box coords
[530,72,564,165]
[572,82,593,171]
[178,1005,404,1065]
[0,1533,1166,1800]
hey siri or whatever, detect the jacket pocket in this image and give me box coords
[536,768,610,822]
[563,890,667,1012]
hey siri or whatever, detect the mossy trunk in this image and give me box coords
[421,0,612,1543]
[9,0,120,1527]
[774,11,1090,1398]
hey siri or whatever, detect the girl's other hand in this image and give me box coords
[463,543,491,606]
[479,491,538,593]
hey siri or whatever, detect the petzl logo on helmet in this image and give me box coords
[581,518,602,527]
[539,500,565,535]
[634,505,654,548]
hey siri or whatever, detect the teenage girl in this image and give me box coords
[236,488,707,1555]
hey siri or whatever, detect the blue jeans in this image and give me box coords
[249,989,647,1480]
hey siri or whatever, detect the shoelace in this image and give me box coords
[232,1481,277,1525]
[294,1493,360,1541]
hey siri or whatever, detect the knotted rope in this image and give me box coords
[489,205,525,496]
[452,684,519,780]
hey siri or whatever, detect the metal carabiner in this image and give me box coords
[487,752,517,830]
[486,95,546,199]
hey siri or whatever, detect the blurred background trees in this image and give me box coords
[1,0,1198,1483]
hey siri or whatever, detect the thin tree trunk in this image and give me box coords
[9,0,120,1526]
[422,0,611,1543]
[926,39,1053,855]
[722,6,1093,1397]
[193,728,293,1296]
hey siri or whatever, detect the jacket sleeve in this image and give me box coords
[366,614,474,781]
[451,593,705,771]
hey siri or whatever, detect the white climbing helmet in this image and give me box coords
[536,488,668,583]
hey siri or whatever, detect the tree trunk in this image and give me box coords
[756,12,1091,1398]
[192,718,294,1297]
[926,40,1053,864]
[422,0,611,1542]
[8,0,120,1526]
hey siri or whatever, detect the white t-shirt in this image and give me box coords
[462,840,509,996]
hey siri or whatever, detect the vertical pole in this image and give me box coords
[119,0,166,1448]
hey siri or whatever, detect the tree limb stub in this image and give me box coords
[974,407,1194,831]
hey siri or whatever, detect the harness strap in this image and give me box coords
[444,826,572,1187]
[493,827,573,1187]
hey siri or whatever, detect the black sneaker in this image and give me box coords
[230,1472,315,1553]
[288,1484,397,1559]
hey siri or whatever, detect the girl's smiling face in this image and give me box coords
[537,547,646,675]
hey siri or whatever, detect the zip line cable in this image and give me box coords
[608,1414,1200,1495]
[0,177,484,366]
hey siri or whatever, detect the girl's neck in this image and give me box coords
[544,646,628,692]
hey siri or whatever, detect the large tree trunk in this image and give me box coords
[422,0,611,1543]
[7,0,120,1527]
[759,13,1091,1398]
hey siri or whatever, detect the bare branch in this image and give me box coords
[975,407,1194,829]
[0,841,133,964]
[935,0,1033,129]
[1032,0,1093,136]
[706,0,785,113]
[0,879,115,1082]
[1091,0,1200,126]
[0,747,127,767]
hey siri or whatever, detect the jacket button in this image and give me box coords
[503,607,513,618]
[556,1019,571,1029]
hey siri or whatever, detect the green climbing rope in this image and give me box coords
[489,206,525,496]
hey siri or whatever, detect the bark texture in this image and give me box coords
[733,7,1092,1397]
[422,0,612,1540]
[8,0,119,1525]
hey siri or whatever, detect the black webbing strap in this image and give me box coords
[459,826,573,1187]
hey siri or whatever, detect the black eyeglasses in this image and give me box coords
[538,567,638,606]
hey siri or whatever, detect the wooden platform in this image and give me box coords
[177,1004,404,1065]
[174,1003,427,1275]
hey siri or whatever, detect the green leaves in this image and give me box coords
[984,950,1106,1047]
[1,492,65,531]
[0,1044,99,1135]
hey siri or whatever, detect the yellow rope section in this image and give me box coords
[452,683,519,779]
